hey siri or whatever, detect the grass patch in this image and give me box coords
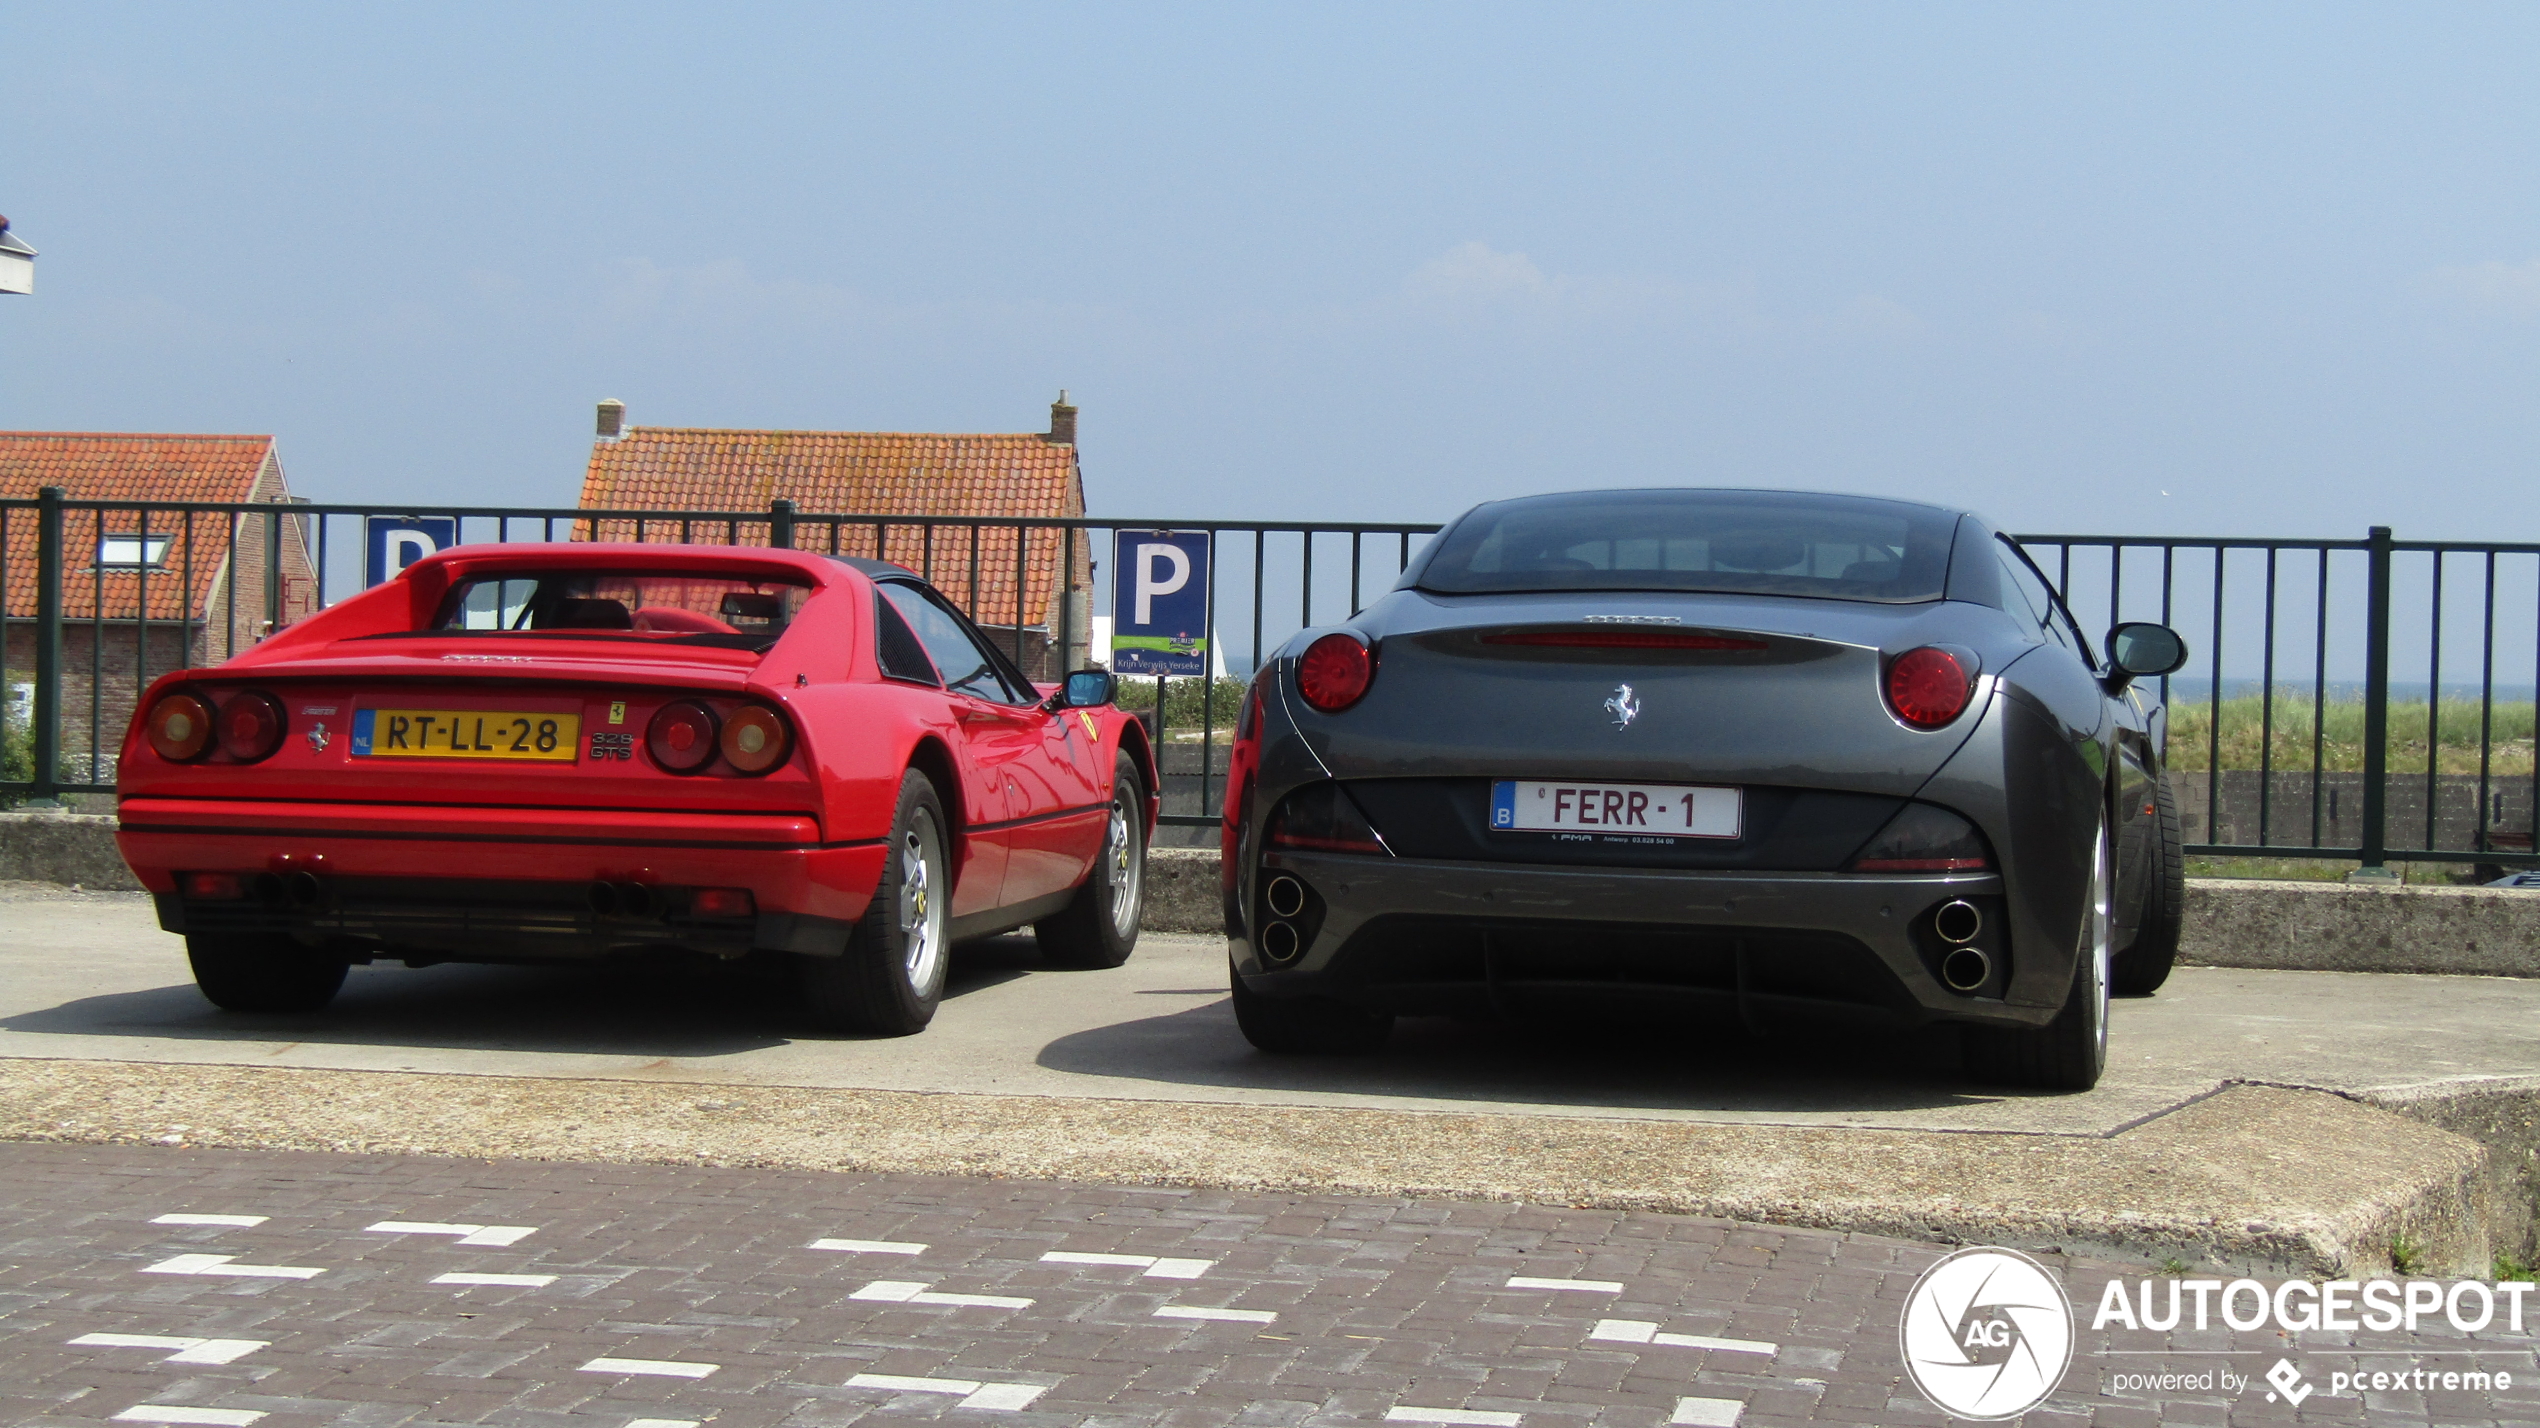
[2494,1252,2535,1283]
[2167,694,2535,776]
[2390,1233,2426,1275]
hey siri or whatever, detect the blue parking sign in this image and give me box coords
[1111,530,1210,676]
[366,517,456,587]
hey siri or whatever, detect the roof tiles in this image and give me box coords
[577,427,1087,627]
[0,433,281,621]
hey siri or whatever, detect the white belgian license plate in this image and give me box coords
[1489,780,1742,839]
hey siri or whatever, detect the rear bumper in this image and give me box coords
[1233,850,2060,1029]
[117,796,883,961]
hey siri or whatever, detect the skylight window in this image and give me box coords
[97,535,173,569]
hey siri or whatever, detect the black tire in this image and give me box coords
[1229,959,1393,1054]
[186,934,347,1013]
[2112,773,2183,996]
[799,770,951,1036]
[1035,752,1146,969]
[1964,819,2111,1091]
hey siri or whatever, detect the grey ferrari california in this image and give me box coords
[1220,488,2189,1091]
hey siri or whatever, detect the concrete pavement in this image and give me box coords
[5,884,2539,1138]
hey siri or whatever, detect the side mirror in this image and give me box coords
[1058,669,1118,709]
[2104,622,2189,690]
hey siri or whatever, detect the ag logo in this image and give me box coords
[1899,1247,2073,1420]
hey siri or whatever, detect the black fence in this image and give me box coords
[6,488,2534,875]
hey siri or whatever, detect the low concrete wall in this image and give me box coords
[0,811,137,891]
[2182,878,2540,977]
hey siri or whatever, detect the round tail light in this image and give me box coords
[1297,634,1375,712]
[215,691,288,762]
[1887,647,1973,729]
[719,704,791,774]
[647,700,720,773]
[145,692,215,762]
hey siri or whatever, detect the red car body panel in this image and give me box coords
[113,543,1157,962]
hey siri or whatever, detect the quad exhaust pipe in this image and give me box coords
[1933,899,1982,944]
[589,881,660,918]
[1258,875,1309,963]
[1940,945,1992,992]
[254,870,326,909]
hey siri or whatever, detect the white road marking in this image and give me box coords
[850,1279,1034,1309]
[70,1335,267,1365]
[845,1373,1050,1410]
[1503,1275,1622,1292]
[1671,1398,1744,1427]
[1386,1409,1522,1427]
[140,1255,323,1280]
[810,1237,927,1255]
[1152,1305,1279,1324]
[365,1220,536,1246]
[1040,1250,1215,1279]
[113,1410,265,1427]
[150,1215,267,1228]
[433,1272,557,1287]
[1590,1319,1777,1354]
[622,1421,700,1428]
[579,1357,718,1379]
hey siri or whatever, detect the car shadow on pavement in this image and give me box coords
[1033,998,2019,1114]
[0,942,1032,1058]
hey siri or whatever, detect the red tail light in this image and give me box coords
[718,704,791,774]
[1482,631,1769,651]
[145,693,215,762]
[216,691,289,762]
[692,887,755,918]
[647,700,720,772]
[1297,634,1374,712]
[1886,647,1973,729]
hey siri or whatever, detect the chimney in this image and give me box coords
[596,398,626,440]
[1044,389,1077,446]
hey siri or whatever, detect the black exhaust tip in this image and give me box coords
[285,870,324,908]
[1260,921,1302,964]
[588,881,618,917]
[1265,875,1307,919]
[253,872,287,908]
[1940,945,1992,993]
[618,882,656,918]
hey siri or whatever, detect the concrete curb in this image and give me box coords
[2182,879,2540,976]
[0,1057,2502,1278]
[0,811,136,891]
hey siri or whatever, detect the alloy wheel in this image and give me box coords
[900,807,946,995]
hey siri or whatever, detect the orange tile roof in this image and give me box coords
[0,433,280,621]
[576,427,1089,627]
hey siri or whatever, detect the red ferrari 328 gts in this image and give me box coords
[113,543,1158,1035]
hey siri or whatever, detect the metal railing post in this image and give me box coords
[264,503,284,640]
[29,486,65,805]
[1058,525,1076,675]
[768,499,796,550]
[2352,525,2397,882]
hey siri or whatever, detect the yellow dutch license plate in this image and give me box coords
[352,708,581,761]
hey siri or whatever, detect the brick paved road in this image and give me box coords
[3,1143,2535,1427]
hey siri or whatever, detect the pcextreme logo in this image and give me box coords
[1899,1247,2076,1420]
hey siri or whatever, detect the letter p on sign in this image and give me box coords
[1134,543,1191,625]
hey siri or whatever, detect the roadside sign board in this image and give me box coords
[1110,530,1210,676]
[365,517,457,587]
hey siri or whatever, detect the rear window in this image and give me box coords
[1414,490,1958,603]
[414,570,813,649]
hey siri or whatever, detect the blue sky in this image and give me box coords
[4,4,2535,538]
